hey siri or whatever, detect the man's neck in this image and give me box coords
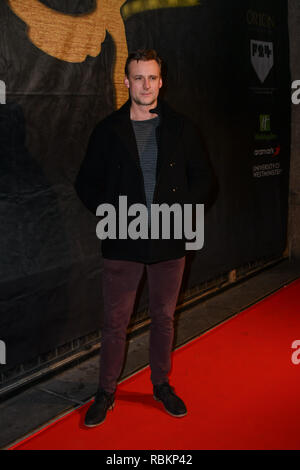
[130,101,159,121]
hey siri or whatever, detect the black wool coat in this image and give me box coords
[74,99,214,263]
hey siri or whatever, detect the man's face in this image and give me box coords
[124,59,162,107]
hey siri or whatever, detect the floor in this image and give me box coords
[1,257,300,449]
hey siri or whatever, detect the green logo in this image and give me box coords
[255,113,277,141]
[259,114,271,132]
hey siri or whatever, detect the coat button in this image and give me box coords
[169,162,175,167]
[172,187,177,192]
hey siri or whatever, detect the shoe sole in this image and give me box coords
[84,401,115,428]
[153,395,187,417]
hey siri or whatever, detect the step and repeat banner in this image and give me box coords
[0,0,290,372]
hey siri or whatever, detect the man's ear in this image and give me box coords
[124,76,130,89]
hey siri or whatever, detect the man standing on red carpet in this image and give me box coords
[75,49,213,427]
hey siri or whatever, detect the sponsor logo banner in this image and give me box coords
[252,162,282,178]
[247,9,275,29]
[254,114,277,141]
[253,145,280,157]
[251,39,274,83]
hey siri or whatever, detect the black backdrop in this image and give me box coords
[0,0,291,373]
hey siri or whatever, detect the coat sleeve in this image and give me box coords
[184,119,215,206]
[74,122,108,215]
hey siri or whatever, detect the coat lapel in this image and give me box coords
[109,100,141,167]
[156,102,183,177]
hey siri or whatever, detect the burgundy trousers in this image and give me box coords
[98,256,186,394]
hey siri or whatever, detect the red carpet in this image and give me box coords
[9,279,300,450]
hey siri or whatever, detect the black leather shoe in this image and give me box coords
[153,382,187,417]
[84,388,115,427]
